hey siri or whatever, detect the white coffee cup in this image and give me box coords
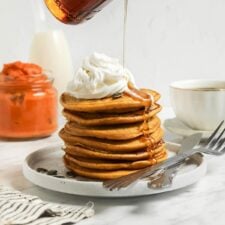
[170,80,225,131]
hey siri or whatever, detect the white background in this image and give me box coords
[0,0,225,106]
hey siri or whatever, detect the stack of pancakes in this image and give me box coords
[59,88,167,180]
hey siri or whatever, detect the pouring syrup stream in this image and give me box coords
[123,0,128,67]
[122,2,158,159]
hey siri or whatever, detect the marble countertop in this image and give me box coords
[1,108,225,225]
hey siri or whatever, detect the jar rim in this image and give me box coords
[0,71,54,88]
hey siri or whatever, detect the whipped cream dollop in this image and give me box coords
[67,53,136,99]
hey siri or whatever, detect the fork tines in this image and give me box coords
[205,120,225,153]
[204,120,224,147]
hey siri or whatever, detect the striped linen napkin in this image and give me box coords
[0,186,94,225]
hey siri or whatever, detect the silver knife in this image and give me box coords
[180,133,203,152]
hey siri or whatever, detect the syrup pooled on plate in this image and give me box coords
[44,0,113,24]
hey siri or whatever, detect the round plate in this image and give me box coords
[163,118,212,138]
[23,144,207,197]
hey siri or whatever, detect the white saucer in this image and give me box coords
[163,118,212,138]
[23,144,207,198]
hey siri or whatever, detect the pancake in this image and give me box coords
[60,83,166,180]
[64,116,160,140]
[63,142,165,161]
[63,103,162,126]
[64,152,167,180]
[61,89,160,113]
[65,150,167,171]
[64,156,137,180]
[59,127,164,153]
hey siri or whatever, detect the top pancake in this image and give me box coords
[61,89,160,113]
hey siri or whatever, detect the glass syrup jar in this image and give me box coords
[44,0,113,24]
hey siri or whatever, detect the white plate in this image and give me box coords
[163,117,212,138]
[23,144,207,197]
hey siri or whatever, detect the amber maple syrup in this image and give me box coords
[45,0,159,162]
[122,1,155,158]
[123,0,128,66]
[44,0,113,24]
[124,81,156,160]
[122,22,156,161]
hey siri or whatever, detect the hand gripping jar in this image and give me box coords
[0,62,57,139]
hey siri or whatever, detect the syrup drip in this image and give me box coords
[122,0,157,161]
[124,84,152,108]
[124,84,156,158]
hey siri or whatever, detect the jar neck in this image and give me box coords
[0,78,54,90]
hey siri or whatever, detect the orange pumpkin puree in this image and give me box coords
[0,61,57,139]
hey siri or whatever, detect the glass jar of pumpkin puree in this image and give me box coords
[0,61,57,139]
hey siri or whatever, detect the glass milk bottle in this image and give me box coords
[29,0,73,102]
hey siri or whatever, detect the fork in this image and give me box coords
[147,162,184,189]
[148,129,213,189]
[103,120,225,191]
[162,121,225,189]
[147,152,203,189]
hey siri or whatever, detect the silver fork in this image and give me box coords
[147,143,195,189]
[103,120,225,191]
[147,162,183,189]
[148,134,202,189]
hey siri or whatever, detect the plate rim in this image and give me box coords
[23,143,207,198]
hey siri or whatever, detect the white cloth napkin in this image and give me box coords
[0,186,94,225]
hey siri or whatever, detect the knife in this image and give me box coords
[180,133,203,152]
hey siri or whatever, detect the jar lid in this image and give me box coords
[0,61,53,88]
